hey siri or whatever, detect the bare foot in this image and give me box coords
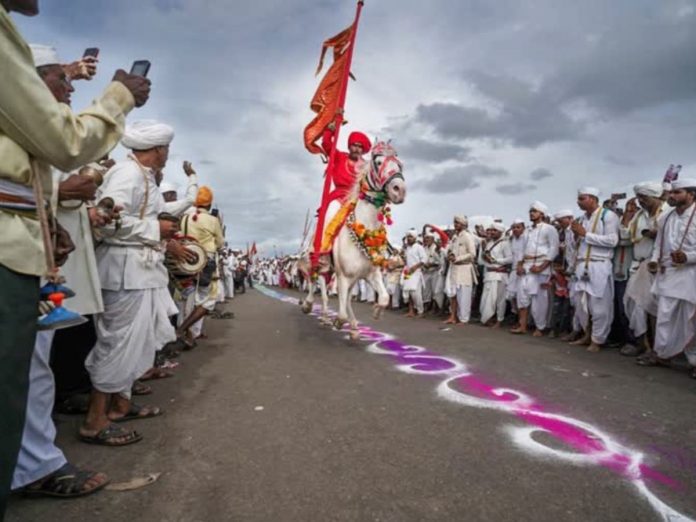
[443,317,457,324]
[570,337,591,346]
[532,329,544,337]
[490,322,501,329]
[587,343,602,353]
[510,327,527,334]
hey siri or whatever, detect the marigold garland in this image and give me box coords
[346,212,390,269]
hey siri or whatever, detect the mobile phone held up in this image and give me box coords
[130,60,151,78]
[83,47,99,58]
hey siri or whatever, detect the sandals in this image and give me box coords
[22,463,109,498]
[636,353,671,367]
[140,368,173,381]
[110,403,163,423]
[79,423,142,447]
[131,380,152,396]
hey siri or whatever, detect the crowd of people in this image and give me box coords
[0,2,251,512]
[260,180,696,385]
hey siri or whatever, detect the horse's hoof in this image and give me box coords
[333,317,346,330]
[301,302,312,314]
[349,330,361,341]
[372,305,384,320]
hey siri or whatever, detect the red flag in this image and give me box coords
[303,24,355,155]
[250,242,258,257]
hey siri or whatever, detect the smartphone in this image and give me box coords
[83,47,99,58]
[129,60,151,77]
[611,192,627,200]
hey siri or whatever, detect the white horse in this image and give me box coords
[300,141,406,337]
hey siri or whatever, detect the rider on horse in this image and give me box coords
[319,122,372,253]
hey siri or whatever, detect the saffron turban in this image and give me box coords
[195,186,213,207]
[30,44,60,67]
[122,120,175,150]
[578,186,600,198]
[530,201,548,214]
[633,181,663,198]
[554,209,574,220]
[348,132,371,153]
[454,215,468,225]
[671,178,696,189]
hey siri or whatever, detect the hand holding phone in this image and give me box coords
[112,69,151,108]
[83,47,99,58]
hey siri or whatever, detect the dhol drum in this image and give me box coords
[165,235,207,279]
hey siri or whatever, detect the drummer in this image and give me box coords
[175,187,225,344]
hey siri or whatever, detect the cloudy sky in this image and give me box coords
[15,0,696,255]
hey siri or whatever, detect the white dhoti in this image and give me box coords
[572,261,614,344]
[517,273,550,330]
[359,279,375,303]
[480,278,508,324]
[433,272,445,309]
[87,287,177,398]
[624,261,657,338]
[654,296,696,365]
[505,272,519,302]
[401,270,424,314]
[12,331,66,489]
[422,270,437,304]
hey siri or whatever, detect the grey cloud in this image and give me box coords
[415,164,508,194]
[529,168,553,180]
[415,72,582,148]
[400,138,471,163]
[495,183,537,195]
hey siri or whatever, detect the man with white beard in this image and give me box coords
[622,182,667,356]
[641,178,696,376]
[511,202,559,336]
[401,229,427,317]
[568,187,620,352]
[479,223,512,328]
[422,232,441,311]
[81,120,180,445]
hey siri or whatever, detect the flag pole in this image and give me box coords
[311,0,365,267]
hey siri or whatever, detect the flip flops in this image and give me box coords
[110,403,163,423]
[79,423,142,447]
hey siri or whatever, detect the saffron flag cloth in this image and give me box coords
[303,24,355,155]
[249,241,257,258]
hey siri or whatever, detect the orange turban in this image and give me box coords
[195,186,213,207]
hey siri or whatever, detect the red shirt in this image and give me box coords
[321,128,363,202]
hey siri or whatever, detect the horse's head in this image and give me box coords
[366,141,406,205]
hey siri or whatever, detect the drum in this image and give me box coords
[165,236,207,278]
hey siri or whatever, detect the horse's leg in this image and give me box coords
[367,268,389,320]
[346,279,361,340]
[334,274,349,330]
[301,274,314,314]
[317,275,330,324]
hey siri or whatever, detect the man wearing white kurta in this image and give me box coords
[160,161,198,217]
[401,230,427,316]
[622,182,667,356]
[444,216,478,324]
[568,187,620,352]
[643,178,696,373]
[505,218,526,305]
[511,202,559,336]
[422,233,441,309]
[479,223,512,327]
[81,121,179,444]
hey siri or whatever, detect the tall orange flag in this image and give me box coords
[303,24,355,155]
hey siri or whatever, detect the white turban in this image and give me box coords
[489,222,506,233]
[671,178,696,190]
[426,232,438,240]
[554,209,574,220]
[406,229,418,238]
[511,217,525,225]
[121,120,175,150]
[530,201,548,214]
[633,181,663,198]
[454,215,468,225]
[578,186,600,198]
[30,44,60,68]
[159,181,178,194]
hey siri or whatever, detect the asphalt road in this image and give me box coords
[7,287,696,522]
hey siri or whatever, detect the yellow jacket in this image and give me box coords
[0,6,134,276]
